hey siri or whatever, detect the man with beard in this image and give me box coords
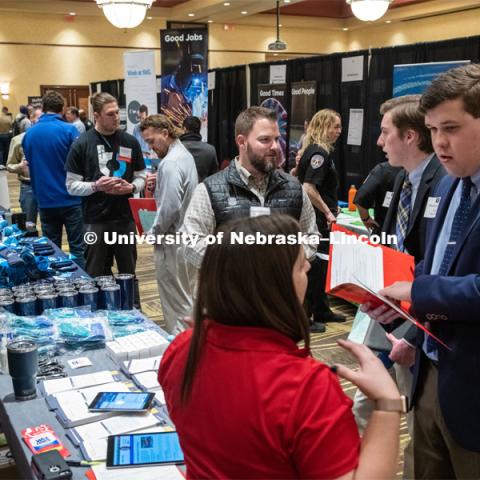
[140,114,198,333]
[181,106,318,274]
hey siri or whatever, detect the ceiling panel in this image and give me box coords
[264,0,435,18]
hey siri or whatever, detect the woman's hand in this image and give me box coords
[333,339,400,401]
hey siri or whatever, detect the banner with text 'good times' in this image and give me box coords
[160,28,208,140]
[257,83,288,168]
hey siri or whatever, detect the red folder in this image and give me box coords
[325,224,450,350]
[128,198,156,235]
[326,224,415,307]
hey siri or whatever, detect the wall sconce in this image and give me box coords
[0,82,9,100]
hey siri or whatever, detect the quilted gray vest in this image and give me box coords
[203,162,303,226]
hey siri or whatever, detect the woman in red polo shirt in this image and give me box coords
[159,214,401,479]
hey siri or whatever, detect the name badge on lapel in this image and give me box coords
[250,206,271,217]
[424,197,441,218]
[382,191,393,208]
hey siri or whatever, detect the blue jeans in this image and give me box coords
[39,205,85,269]
[19,183,38,224]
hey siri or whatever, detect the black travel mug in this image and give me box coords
[7,340,38,401]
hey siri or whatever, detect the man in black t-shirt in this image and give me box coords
[66,93,146,304]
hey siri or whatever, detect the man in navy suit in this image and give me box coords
[364,64,480,479]
[353,96,445,478]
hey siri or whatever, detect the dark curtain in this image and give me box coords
[338,52,369,198]
[208,65,247,164]
[91,34,480,195]
[90,80,124,105]
[249,62,270,106]
[366,36,480,176]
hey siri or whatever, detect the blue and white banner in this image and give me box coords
[160,28,208,139]
[393,60,470,97]
[124,50,158,133]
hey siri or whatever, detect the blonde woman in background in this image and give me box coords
[297,109,344,332]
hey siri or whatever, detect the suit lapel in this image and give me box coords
[407,157,437,235]
[446,192,480,274]
[383,171,404,235]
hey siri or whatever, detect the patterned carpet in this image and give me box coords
[4,171,408,477]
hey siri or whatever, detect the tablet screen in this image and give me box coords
[107,432,184,467]
[89,392,154,412]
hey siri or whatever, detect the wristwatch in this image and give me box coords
[374,395,408,413]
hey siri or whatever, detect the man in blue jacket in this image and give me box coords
[22,91,84,268]
[364,63,480,478]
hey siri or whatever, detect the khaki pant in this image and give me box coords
[353,362,414,479]
[413,358,480,480]
[154,243,194,334]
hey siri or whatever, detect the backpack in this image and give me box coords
[12,115,26,136]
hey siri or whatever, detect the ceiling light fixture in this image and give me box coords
[69,12,76,16]
[0,82,10,100]
[188,13,195,17]
[346,0,393,22]
[268,0,286,51]
[223,2,230,6]
[241,11,248,15]
[208,19,213,23]
[96,0,154,29]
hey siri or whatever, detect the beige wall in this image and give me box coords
[0,10,346,113]
[347,9,480,51]
[1,6,480,113]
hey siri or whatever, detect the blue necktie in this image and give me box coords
[426,177,473,353]
[438,177,473,276]
[395,176,412,252]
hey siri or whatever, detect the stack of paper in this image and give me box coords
[68,415,167,461]
[46,381,131,428]
[121,356,162,376]
[39,371,116,397]
[91,461,184,480]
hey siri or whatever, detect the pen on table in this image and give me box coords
[66,460,104,467]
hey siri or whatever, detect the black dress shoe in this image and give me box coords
[319,312,347,323]
[310,321,326,333]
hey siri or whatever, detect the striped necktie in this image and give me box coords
[438,177,473,276]
[395,175,412,252]
[426,177,473,353]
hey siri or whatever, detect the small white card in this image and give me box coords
[68,357,93,369]
[424,196,441,218]
[382,191,393,208]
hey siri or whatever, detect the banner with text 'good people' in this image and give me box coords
[288,81,317,171]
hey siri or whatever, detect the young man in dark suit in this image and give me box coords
[365,63,480,479]
[353,96,445,477]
